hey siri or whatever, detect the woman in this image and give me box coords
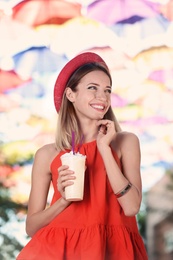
[17,52,148,259]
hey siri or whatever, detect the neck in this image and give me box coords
[79,122,99,143]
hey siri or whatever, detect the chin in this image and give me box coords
[92,115,104,120]
[99,114,105,119]
[91,112,105,120]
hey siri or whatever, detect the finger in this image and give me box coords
[58,165,69,173]
[98,124,107,134]
[96,119,112,126]
[60,174,76,183]
[58,167,74,177]
[60,179,74,189]
[58,178,74,193]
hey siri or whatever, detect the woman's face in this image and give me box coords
[67,70,112,121]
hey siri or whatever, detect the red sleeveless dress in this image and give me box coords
[17,140,148,260]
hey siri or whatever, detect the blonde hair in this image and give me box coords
[55,63,122,151]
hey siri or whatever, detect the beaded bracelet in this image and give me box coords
[115,183,132,198]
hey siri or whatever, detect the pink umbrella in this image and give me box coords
[0,93,19,112]
[85,46,130,70]
[12,0,82,27]
[148,69,173,84]
[86,0,160,25]
[0,69,31,93]
[111,93,128,108]
[122,116,169,128]
[159,0,173,21]
[0,14,41,58]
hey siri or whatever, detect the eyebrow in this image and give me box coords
[87,82,112,89]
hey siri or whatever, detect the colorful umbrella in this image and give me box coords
[0,14,44,58]
[111,93,128,108]
[12,0,82,27]
[159,0,173,21]
[49,17,124,59]
[6,79,45,98]
[123,116,169,127]
[86,0,160,26]
[110,14,170,39]
[12,46,68,78]
[0,93,20,112]
[0,69,31,93]
[0,140,36,165]
[85,46,130,70]
[148,68,173,85]
[132,46,173,71]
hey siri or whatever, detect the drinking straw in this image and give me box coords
[72,131,75,155]
[78,135,84,153]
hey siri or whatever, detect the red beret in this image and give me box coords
[54,52,107,112]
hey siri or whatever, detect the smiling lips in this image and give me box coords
[90,104,106,111]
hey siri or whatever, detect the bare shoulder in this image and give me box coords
[36,143,58,155]
[111,131,140,157]
[34,143,60,167]
[116,131,139,143]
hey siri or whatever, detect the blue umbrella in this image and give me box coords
[5,79,45,98]
[110,14,170,39]
[12,46,68,78]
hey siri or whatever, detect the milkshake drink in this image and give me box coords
[60,152,86,201]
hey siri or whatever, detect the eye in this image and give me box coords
[87,86,97,90]
[105,88,112,94]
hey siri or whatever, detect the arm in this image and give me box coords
[96,121,142,216]
[26,145,70,237]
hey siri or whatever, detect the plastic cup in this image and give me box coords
[60,153,86,201]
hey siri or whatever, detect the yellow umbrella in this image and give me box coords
[133,46,173,71]
[45,17,125,59]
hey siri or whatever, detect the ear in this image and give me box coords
[66,87,76,102]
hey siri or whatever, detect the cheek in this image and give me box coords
[75,93,91,104]
[73,96,86,109]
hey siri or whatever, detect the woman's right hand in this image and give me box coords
[57,165,75,199]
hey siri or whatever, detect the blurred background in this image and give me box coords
[0,0,173,259]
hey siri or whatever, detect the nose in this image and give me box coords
[95,89,107,100]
